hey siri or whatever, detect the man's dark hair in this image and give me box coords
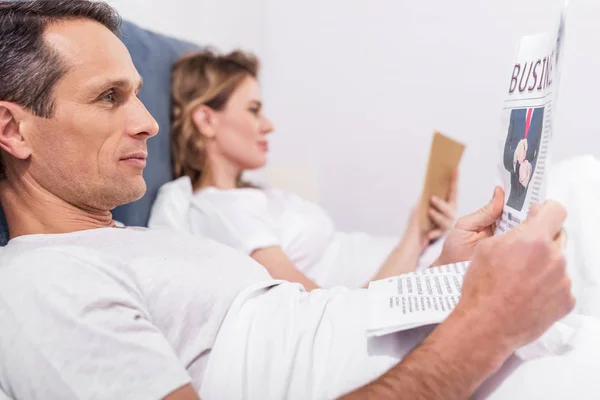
[0,0,121,178]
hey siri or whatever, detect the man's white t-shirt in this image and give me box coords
[0,227,273,400]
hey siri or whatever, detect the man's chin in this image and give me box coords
[128,180,147,203]
[112,179,147,207]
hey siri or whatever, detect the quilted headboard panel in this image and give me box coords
[112,21,201,227]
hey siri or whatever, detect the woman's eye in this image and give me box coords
[250,108,260,115]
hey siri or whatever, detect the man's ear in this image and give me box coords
[0,102,32,161]
[192,105,219,139]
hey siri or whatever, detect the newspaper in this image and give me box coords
[367,7,568,343]
[495,8,566,233]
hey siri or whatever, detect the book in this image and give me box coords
[418,132,465,231]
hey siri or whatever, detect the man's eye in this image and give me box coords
[102,91,116,103]
[250,108,260,115]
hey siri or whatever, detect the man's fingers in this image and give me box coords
[529,200,567,238]
[554,228,567,251]
[456,186,505,231]
[528,203,542,219]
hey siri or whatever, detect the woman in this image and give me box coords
[149,49,458,290]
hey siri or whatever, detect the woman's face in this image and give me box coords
[212,76,274,171]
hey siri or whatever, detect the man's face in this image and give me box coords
[22,19,158,211]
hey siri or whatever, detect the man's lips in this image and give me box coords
[120,152,148,168]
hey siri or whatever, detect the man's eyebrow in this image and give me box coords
[91,77,144,95]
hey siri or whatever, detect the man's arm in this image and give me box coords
[0,250,197,400]
[342,200,573,399]
[340,304,511,399]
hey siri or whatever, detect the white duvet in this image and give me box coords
[201,283,600,399]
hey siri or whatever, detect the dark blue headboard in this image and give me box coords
[0,211,7,246]
[113,22,201,227]
[0,21,201,245]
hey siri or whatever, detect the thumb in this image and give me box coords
[456,186,505,231]
[527,203,542,220]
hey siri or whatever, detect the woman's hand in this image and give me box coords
[405,169,459,253]
[427,167,459,235]
[404,206,442,254]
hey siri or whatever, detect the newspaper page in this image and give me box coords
[367,262,469,336]
[495,9,567,233]
[367,6,567,336]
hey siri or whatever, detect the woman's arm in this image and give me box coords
[252,171,458,290]
[252,243,422,291]
[251,246,320,291]
[366,228,425,285]
[370,170,459,282]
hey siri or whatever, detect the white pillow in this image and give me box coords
[148,176,194,232]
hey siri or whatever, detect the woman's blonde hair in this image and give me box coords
[171,49,259,188]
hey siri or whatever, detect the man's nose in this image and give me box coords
[128,97,159,139]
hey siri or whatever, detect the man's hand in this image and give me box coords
[431,186,504,267]
[458,200,573,349]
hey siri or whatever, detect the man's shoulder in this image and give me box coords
[0,243,119,285]
[0,233,141,292]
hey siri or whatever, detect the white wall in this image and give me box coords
[106,0,265,56]
[108,0,600,235]
[261,0,600,235]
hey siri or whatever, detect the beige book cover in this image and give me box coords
[418,132,465,231]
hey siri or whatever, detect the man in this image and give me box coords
[0,1,592,399]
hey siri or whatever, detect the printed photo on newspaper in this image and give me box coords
[367,6,568,337]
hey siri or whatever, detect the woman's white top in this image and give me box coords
[149,177,437,288]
